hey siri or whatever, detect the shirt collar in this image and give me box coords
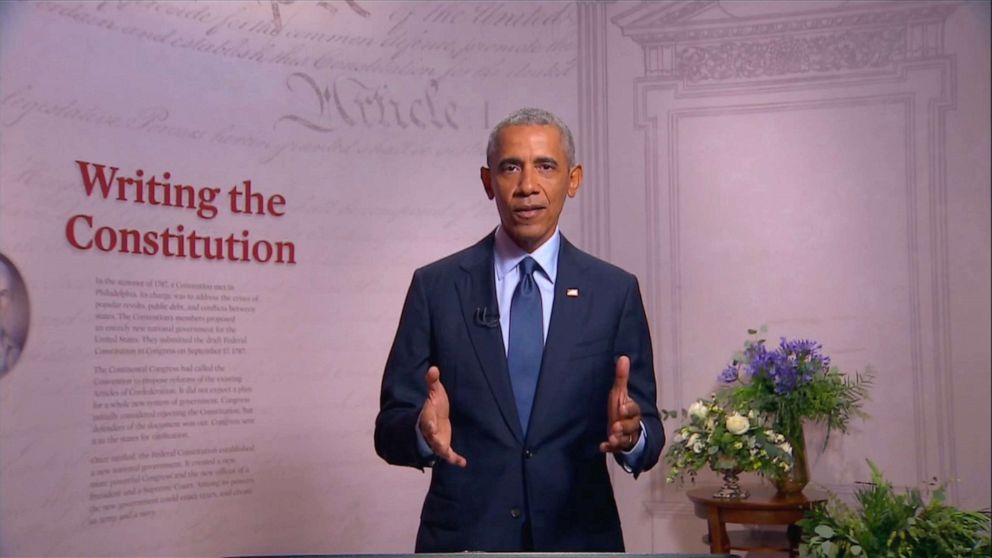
[494,226,560,284]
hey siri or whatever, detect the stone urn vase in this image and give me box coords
[713,468,749,500]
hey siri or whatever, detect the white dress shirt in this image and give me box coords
[493,226,558,353]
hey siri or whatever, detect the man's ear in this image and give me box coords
[567,164,583,198]
[480,167,495,200]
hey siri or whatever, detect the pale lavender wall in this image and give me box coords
[592,0,990,552]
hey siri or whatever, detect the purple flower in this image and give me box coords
[778,337,830,387]
[748,347,778,378]
[770,361,800,394]
[719,365,739,383]
[717,334,832,395]
[780,337,820,355]
[780,337,830,367]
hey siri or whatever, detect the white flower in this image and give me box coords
[778,442,792,455]
[726,413,750,435]
[688,401,709,420]
[687,433,705,453]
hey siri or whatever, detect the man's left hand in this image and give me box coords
[599,355,642,453]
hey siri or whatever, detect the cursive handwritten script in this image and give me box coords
[268,0,370,34]
[277,72,459,132]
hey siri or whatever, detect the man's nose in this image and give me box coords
[517,165,538,195]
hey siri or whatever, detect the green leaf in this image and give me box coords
[815,525,836,538]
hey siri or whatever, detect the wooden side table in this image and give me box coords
[687,485,826,556]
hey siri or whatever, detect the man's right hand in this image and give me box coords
[419,366,467,467]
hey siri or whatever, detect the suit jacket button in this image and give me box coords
[524,449,534,459]
[510,508,522,519]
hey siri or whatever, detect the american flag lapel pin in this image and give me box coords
[566,288,579,298]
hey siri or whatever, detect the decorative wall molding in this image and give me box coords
[577,2,611,259]
[613,1,954,85]
[675,27,907,82]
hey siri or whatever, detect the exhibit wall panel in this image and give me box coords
[0,2,581,555]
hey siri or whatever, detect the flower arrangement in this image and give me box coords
[663,395,793,485]
[799,461,992,557]
[718,329,874,443]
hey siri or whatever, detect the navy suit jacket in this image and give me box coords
[374,232,664,552]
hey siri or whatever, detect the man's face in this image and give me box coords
[481,125,583,253]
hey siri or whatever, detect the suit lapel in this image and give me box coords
[455,233,524,443]
[528,236,590,442]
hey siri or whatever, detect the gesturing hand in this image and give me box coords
[599,355,642,453]
[419,366,467,467]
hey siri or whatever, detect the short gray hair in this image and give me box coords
[486,107,576,168]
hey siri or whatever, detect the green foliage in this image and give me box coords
[728,366,874,443]
[799,461,992,558]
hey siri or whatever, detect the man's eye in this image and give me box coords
[538,163,556,171]
[501,164,521,173]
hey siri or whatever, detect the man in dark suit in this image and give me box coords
[374,108,664,552]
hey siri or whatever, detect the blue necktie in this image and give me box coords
[507,257,544,434]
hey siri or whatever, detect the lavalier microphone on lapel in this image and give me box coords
[474,307,500,328]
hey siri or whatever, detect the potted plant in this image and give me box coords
[664,395,793,499]
[718,328,874,493]
[799,460,992,557]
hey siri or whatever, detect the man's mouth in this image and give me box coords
[514,206,545,219]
